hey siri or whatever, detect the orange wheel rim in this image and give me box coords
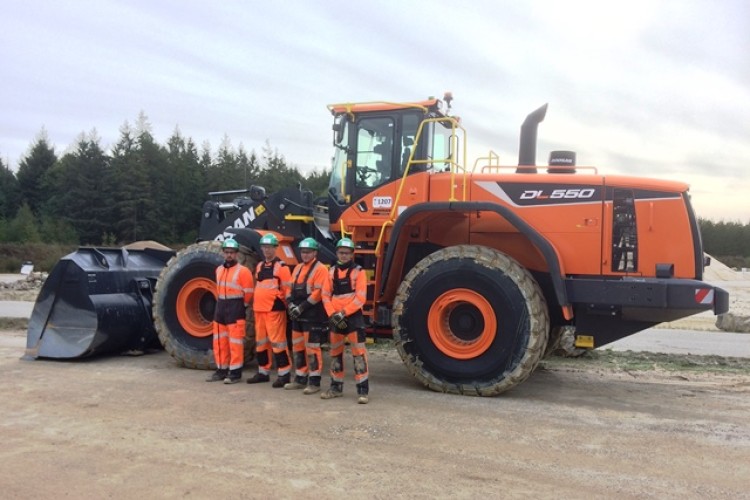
[176,278,216,338]
[427,289,497,359]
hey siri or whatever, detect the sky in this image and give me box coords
[1,0,748,221]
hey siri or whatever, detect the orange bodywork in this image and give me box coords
[338,167,695,311]
[328,99,439,116]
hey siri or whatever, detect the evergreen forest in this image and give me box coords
[1,117,748,270]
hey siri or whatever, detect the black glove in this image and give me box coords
[288,304,302,321]
[329,311,348,330]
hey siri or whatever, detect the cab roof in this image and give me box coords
[327,98,441,116]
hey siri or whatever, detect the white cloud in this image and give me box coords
[1,0,747,221]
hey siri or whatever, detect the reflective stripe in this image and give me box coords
[293,260,324,295]
[257,338,270,347]
[271,341,288,350]
[257,282,279,289]
[229,337,244,345]
[217,265,249,299]
[330,340,344,350]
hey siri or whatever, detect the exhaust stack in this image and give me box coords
[516,103,548,174]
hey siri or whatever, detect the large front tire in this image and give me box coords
[153,241,256,369]
[392,245,549,396]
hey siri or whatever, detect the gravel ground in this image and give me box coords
[2,265,749,498]
[2,329,750,498]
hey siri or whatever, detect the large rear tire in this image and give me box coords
[392,245,549,396]
[153,241,257,369]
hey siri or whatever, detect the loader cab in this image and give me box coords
[327,98,447,225]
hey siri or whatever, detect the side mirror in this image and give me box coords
[332,115,346,145]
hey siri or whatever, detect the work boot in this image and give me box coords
[206,369,228,382]
[357,395,369,404]
[223,369,242,384]
[246,373,270,384]
[320,388,343,400]
[272,374,290,388]
[284,381,306,390]
[303,384,321,395]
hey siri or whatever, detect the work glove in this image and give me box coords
[329,311,348,330]
[288,304,302,321]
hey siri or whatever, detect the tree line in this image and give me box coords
[0,115,747,267]
[699,219,750,269]
[0,114,329,246]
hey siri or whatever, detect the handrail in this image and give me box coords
[374,116,469,254]
[374,220,393,256]
[473,150,500,172]
[479,164,599,174]
[339,220,353,239]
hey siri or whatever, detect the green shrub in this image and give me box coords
[0,243,77,272]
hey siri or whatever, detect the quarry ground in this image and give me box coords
[1,329,749,498]
[1,262,749,498]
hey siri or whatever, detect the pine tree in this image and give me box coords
[7,203,41,243]
[16,130,57,215]
[304,167,332,198]
[258,140,303,194]
[134,115,168,240]
[0,158,21,219]
[164,128,205,242]
[44,132,110,244]
[110,121,141,242]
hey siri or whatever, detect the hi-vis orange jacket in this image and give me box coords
[322,263,367,317]
[253,258,292,312]
[288,259,328,322]
[214,262,253,324]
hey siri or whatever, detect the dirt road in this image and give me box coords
[2,329,749,499]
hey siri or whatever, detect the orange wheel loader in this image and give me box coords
[26,93,729,396]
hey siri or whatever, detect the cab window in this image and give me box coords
[329,117,350,202]
[355,117,394,189]
[427,120,452,171]
[400,114,419,174]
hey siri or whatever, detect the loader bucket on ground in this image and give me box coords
[24,246,175,360]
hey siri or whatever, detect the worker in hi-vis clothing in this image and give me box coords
[283,237,330,394]
[207,238,253,384]
[321,237,370,404]
[246,233,293,387]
